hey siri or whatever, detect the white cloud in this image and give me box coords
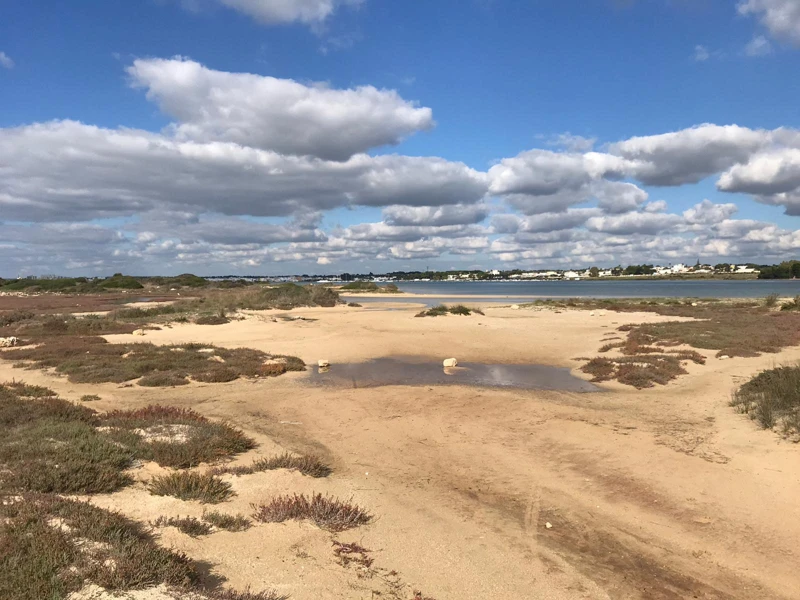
[694,45,710,62]
[682,199,739,224]
[0,52,14,69]
[383,204,490,227]
[585,212,683,235]
[0,120,487,222]
[128,57,433,160]
[739,0,800,45]
[744,35,774,56]
[609,124,771,186]
[187,0,362,26]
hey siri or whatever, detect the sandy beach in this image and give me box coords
[4,302,800,599]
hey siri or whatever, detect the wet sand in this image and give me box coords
[6,303,800,599]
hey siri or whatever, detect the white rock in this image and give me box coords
[443,358,458,368]
[318,359,330,368]
[510,304,520,310]
[590,312,596,317]
[719,355,729,360]
[545,522,553,529]
[692,302,698,307]
[197,348,215,354]
[132,329,146,336]
[0,336,18,347]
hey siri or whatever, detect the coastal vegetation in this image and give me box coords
[252,493,373,532]
[4,339,304,386]
[731,365,800,438]
[415,304,484,317]
[211,452,332,478]
[147,471,235,504]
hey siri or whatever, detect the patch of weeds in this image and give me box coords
[153,515,213,537]
[0,385,135,494]
[212,452,331,478]
[2,380,58,397]
[148,471,234,504]
[764,293,780,308]
[139,372,191,387]
[195,314,231,326]
[80,394,102,402]
[206,589,287,600]
[582,355,692,388]
[202,510,251,532]
[347,302,363,308]
[4,339,303,385]
[415,304,484,317]
[333,541,374,569]
[101,405,256,469]
[0,493,198,600]
[780,295,800,311]
[252,493,372,532]
[0,310,35,327]
[6,314,137,338]
[731,365,800,437]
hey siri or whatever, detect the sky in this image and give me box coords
[2,0,800,276]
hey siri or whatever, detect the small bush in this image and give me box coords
[195,315,231,325]
[153,515,213,537]
[139,372,191,387]
[731,365,800,436]
[2,381,57,398]
[202,510,251,531]
[781,295,800,311]
[415,305,484,317]
[80,394,101,402]
[252,493,372,532]
[764,293,780,308]
[148,472,234,504]
[212,452,331,478]
[101,405,256,469]
[347,302,363,308]
[207,589,287,600]
[0,494,198,600]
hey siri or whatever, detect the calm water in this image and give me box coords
[307,357,599,392]
[347,280,800,306]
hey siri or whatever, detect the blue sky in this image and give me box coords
[2,0,800,275]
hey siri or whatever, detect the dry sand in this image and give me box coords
[5,304,800,599]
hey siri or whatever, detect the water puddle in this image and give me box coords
[306,357,599,392]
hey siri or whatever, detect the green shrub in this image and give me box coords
[148,471,234,503]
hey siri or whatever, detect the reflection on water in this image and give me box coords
[307,357,599,392]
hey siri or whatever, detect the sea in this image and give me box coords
[344,279,800,307]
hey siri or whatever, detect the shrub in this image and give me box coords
[153,515,213,537]
[139,372,191,387]
[415,305,484,317]
[202,510,251,532]
[764,293,780,308]
[0,494,198,600]
[347,302,363,308]
[731,365,800,435]
[195,314,231,325]
[252,493,372,532]
[100,274,143,289]
[212,452,331,478]
[781,295,800,311]
[148,472,234,504]
[0,385,134,494]
[101,405,256,469]
[80,394,101,402]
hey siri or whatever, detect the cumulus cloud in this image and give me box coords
[128,57,433,160]
[683,199,739,224]
[0,120,487,222]
[739,0,800,45]
[0,52,13,69]
[585,211,683,235]
[383,204,490,227]
[608,124,771,186]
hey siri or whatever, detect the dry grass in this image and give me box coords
[252,493,372,532]
[4,339,304,386]
[211,452,331,478]
[332,541,374,568]
[195,314,231,325]
[205,589,287,600]
[148,472,234,504]
[202,510,251,532]
[0,494,198,600]
[80,394,102,402]
[153,515,213,537]
[731,365,800,437]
